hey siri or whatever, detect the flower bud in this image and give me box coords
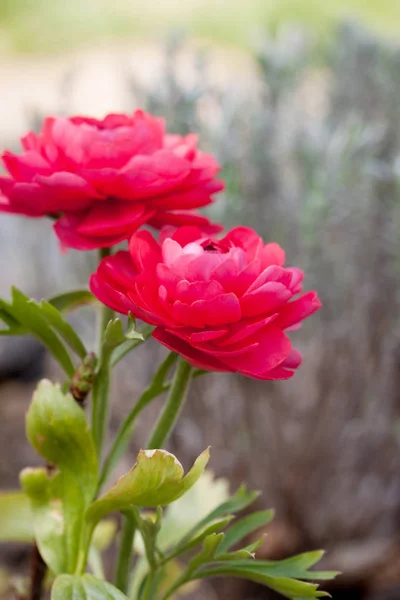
[70,352,98,406]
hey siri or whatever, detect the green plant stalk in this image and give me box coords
[115,514,136,594]
[132,359,194,598]
[146,358,193,449]
[91,247,114,459]
[98,352,178,491]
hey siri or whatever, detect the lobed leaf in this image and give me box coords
[52,574,128,600]
[24,380,98,573]
[86,449,210,528]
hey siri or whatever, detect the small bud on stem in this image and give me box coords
[70,352,98,406]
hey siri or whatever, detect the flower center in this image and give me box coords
[201,240,229,254]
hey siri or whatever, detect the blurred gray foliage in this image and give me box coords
[0,20,399,599]
[127,23,400,597]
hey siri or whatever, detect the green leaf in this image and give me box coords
[0,491,33,542]
[20,468,68,574]
[153,471,230,555]
[86,449,210,528]
[193,553,339,599]
[48,290,98,313]
[39,300,87,359]
[24,380,98,573]
[110,324,154,367]
[4,288,76,376]
[164,517,234,563]
[103,318,144,357]
[187,533,225,572]
[52,574,128,600]
[161,534,225,600]
[218,552,337,579]
[0,288,89,371]
[177,484,259,548]
[195,566,331,599]
[217,509,274,554]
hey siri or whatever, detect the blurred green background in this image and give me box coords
[0,0,400,53]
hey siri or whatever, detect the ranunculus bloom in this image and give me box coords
[0,111,223,250]
[90,226,321,380]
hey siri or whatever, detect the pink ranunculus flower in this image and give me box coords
[90,226,321,380]
[0,111,224,250]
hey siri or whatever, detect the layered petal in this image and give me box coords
[0,110,223,249]
[90,226,321,381]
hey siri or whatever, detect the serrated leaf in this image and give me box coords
[48,290,98,313]
[0,491,33,542]
[86,449,210,528]
[195,566,331,599]
[52,574,128,600]
[39,300,87,359]
[217,509,274,554]
[24,380,98,573]
[218,552,337,580]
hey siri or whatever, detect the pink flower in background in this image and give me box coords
[0,111,223,250]
[90,226,321,380]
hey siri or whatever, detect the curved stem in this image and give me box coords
[91,246,114,459]
[146,358,193,449]
[115,514,136,593]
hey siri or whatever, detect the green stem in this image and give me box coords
[98,353,178,491]
[141,572,156,600]
[111,324,155,368]
[115,514,136,594]
[146,358,193,449]
[91,246,114,460]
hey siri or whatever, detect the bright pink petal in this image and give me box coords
[276,291,322,329]
[173,293,241,328]
[217,315,279,346]
[245,265,292,294]
[54,215,130,250]
[153,328,230,372]
[35,172,102,211]
[220,226,263,260]
[220,326,291,376]
[129,230,162,272]
[89,275,133,314]
[2,151,52,181]
[260,243,285,268]
[241,282,292,317]
[77,202,152,236]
